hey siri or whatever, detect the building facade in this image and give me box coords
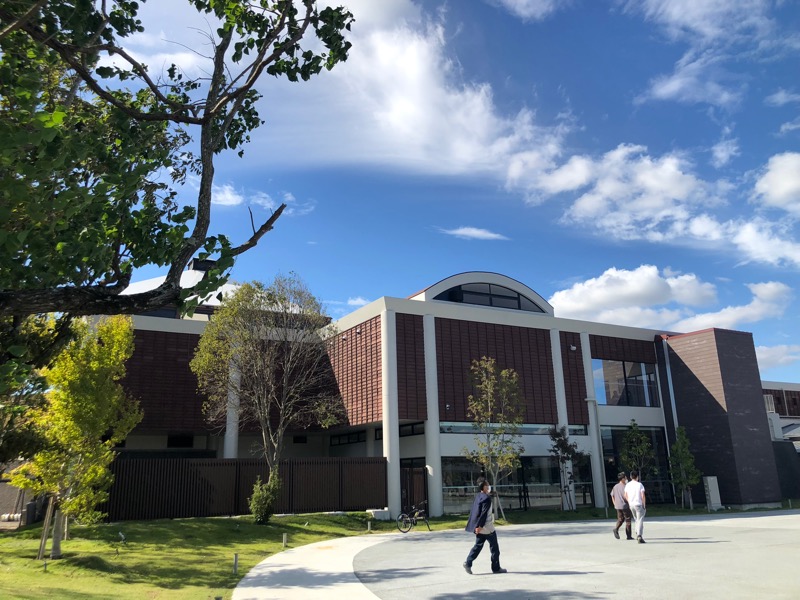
[122,269,795,516]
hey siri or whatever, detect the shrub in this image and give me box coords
[249,474,280,524]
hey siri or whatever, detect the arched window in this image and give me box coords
[433,283,546,312]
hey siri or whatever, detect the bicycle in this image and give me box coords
[396,500,431,533]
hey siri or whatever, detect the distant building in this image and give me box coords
[121,267,799,516]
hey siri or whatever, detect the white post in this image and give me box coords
[381,310,401,518]
[550,329,575,510]
[223,367,240,459]
[423,314,444,517]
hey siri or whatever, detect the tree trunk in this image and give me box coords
[36,498,55,560]
[51,509,65,559]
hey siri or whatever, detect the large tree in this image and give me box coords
[462,356,525,518]
[190,275,343,491]
[10,316,142,560]
[0,1,354,318]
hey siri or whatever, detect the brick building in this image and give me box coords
[121,267,798,516]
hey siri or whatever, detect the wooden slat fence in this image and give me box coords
[104,457,387,521]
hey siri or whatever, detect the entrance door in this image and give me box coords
[400,458,427,512]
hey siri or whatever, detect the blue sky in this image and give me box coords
[128,0,800,381]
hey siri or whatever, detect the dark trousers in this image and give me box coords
[465,531,501,572]
[615,507,632,538]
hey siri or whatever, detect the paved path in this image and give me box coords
[234,511,800,599]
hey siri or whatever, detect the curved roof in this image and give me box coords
[409,272,554,316]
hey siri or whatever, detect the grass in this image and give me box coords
[1,501,797,599]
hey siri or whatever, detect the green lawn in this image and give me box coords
[1,501,795,599]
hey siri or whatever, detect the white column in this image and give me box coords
[423,314,444,517]
[661,337,680,431]
[223,367,240,459]
[581,331,607,508]
[381,310,401,518]
[549,329,574,510]
[549,329,569,428]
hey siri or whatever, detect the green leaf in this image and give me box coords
[7,345,27,357]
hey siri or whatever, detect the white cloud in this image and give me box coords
[535,155,595,194]
[765,89,800,106]
[756,344,800,371]
[779,118,800,135]
[754,153,800,216]
[557,144,711,240]
[710,129,740,168]
[549,266,791,334]
[439,227,510,241]
[549,265,716,326]
[212,184,245,206]
[729,219,800,268]
[347,296,371,307]
[672,281,792,331]
[637,51,743,108]
[623,0,773,44]
[122,1,569,184]
[488,0,572,21]
[625,1,776,110]
[211,184,313,216]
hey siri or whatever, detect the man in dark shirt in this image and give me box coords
[610,471,633,540]
[463,479,507,574]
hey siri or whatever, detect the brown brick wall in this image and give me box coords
[667,329,780,505]
[329,316,382,426]
[590,335,656,363]
[435,318,557,424]
[716,329,781,504]
[396,313,427,421]
[560,331,589,424]
[123,329,209,433]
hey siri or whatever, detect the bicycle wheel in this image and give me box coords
[396,514,412,533]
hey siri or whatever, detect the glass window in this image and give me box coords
[592,358,608,404]
[489,284,515,296]
[433,284,545,313]
[600,426,672,504]
[519,296,544,312]
[593,358,660,407]
[491,295,519,309]
[461,283,490,293]
[462,292,491,305]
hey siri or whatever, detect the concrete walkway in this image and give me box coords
[234,511,800,599]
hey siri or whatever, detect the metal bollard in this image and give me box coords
[282,532,288,548]
[233,553,238,575]
[367,520,371,532]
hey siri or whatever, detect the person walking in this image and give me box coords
[624,470,647,543]
[610,472,633,540]
[463,479,507,574]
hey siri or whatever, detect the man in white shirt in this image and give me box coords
[624,470,646,544]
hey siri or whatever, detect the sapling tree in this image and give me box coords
[620,419,657,482]
[462,357,525,519]
[10,316,141,559]
[548,425,588,511]
[669,426,701,509]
